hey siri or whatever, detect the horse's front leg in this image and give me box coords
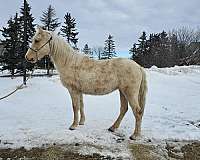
[79,93,85,125]
[69,90,81,130]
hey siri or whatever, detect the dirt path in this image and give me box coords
[0,140,200,160]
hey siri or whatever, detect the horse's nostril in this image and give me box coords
[29,58,34,62]
[26,56,34,62]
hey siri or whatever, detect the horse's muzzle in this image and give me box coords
[25,55,35,63]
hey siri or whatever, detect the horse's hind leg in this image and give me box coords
[108,91,128,132]
[79,93,85,125]
[69,90,80,130]
[125,90,143,140]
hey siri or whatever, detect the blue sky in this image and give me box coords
[117,50,129,58]
[0,0,199,57]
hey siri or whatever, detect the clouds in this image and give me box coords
[0,0,199,51]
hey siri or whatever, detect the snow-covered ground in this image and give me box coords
[0,66,200,158]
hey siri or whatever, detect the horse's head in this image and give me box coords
[25,26,52,63]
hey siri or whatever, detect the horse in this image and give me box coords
[25,26,147,140]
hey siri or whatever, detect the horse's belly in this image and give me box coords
[82,86,117,95]
[80,80,118,95]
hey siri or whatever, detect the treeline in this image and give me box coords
[129,27,200,68]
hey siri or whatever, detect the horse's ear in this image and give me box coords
[36,25,43,32]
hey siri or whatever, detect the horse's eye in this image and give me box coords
[34,39,39,43]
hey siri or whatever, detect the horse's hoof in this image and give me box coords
[129,136,136,140]
[129,134,141,140]
[69,126,76,130]
[79,121,85,125]
[108,127,115,132]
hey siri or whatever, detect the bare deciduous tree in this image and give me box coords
[194,27,200,42]
[92,46,104,60]
[169,26,195,45]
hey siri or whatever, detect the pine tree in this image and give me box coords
[0,0,35,80]
[60,13,79,48]
[102,34,116,59]
[129,43,137,60]
[40,5,60,31]
[0,40,5,64]
[158,31,170,67]
[19,0,35,44]
[0,13,21,76]
[137,31,147,55]
[19,0,35,84]
[169,33,179,65]
[134,31,150,66]
[82,44,93,58]
[40,5,60,75]
[19,0,35,64]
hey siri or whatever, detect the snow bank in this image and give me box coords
[149,65,200,75]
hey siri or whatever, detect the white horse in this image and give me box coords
[25,27,147,140]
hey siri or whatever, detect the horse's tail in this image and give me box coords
[138,67,147,114]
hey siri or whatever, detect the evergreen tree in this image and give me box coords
[19,0,35,84]
[0,0,35,79]
[82,44,93,58]
[137,31,147,55]
[19,0,35,44]
[129,43,137,60]
[102,34,116,59]
[133,31,179,68]
[169,33,180,65]
[40,5,60,31]
[0,14,21,76]
[0,40,5,64]
[131,32,148,66]
[19,0,35,72]
[40,5,60,75]
[60,13,79,48]
[146,31,170,67]
[144,33,155,67]
[158,31,170,67]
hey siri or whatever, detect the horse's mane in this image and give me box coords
[50,32,84,66]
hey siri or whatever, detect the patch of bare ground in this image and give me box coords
[129,140,200,160]
[0,146,116,160]
[0,140,200,160]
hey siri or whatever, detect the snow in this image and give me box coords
[0,65,200,158]
[145,66,200,140]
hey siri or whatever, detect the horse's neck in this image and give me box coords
[50,36,81,73]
